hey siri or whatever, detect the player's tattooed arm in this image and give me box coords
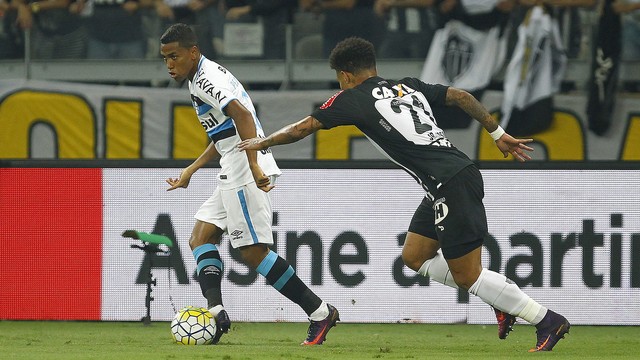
[239,116,324,151]
[444,86,533,162]
[444,87,500,133]
[266,116,324,146]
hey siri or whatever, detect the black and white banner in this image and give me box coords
[500,6,567,135]
[419,20,507,92]
[586,0,622,136]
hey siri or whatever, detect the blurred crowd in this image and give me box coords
[0,0,639,62]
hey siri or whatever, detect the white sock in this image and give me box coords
[209,304,224,316]
[468,268,547,324]
[417,251,459,288]
[308,301,329,321]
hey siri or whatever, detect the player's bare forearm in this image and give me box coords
[226,100,260,165]
[238,116,324,151]
[236,117,259,166]
[166,142,219,191]
[188,141,220,173]
[225,100,274,191]
[445,87,499,132]
[262,116,317,147]
[444,87,534,162]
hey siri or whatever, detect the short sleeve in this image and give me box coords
[311,90,359,129]
[408,78,449,106]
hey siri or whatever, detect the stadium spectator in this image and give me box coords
[613,0,640,60]
[17,0,87,59]
[0,0,26,58]
[224,0,297,59]
[159,23,339,345]
[374,0,438,59]
[219,0,259,58]
[86,0,149,59]
[239,36,572,353]
[153,0,220,59]
[300,0,385,56]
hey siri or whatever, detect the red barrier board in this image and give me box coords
[0,168,102,320]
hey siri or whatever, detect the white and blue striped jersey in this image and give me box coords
[188,56,281,190]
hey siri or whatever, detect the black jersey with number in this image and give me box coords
[311,76,474,194]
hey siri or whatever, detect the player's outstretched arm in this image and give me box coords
[445,87,534,162]
[238,116,324,151]
[166,141,220,191]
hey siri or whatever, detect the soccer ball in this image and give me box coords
[170,306,217,345]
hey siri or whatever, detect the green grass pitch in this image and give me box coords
[1,321,639,359]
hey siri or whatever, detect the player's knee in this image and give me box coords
[452,277,473,290]
[239,243,270,269]
[450,270,480,290]
[402,247,427,272]
[189,232,219,250]
[188,222,223,250]
[401,241,441,272]
[402,233,440,272]
[188,235,207,250]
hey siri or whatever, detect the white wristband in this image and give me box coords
[489,126,505,141]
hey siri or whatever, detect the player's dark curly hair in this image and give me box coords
[329,37,376,74]
[160,23,198,49]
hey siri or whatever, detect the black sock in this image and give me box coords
[256,250,322,316]
[193,244,223,309]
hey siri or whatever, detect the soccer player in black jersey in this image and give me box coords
[239,37,571,352]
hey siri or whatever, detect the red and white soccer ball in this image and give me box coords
[170,306,217,345]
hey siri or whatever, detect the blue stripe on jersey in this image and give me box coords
[197,258,224,275]
[237,188,259,244]
[196,103,213,116]
[206,117,234,137]
[193,243,218,260]
[256,250,278,277]
[272,266,295,291]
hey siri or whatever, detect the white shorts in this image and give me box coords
[194,181,274,248]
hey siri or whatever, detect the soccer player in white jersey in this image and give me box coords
[159,23,339,345]
[239,37,570,352]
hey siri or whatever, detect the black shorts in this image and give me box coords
[408,165,488,259]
